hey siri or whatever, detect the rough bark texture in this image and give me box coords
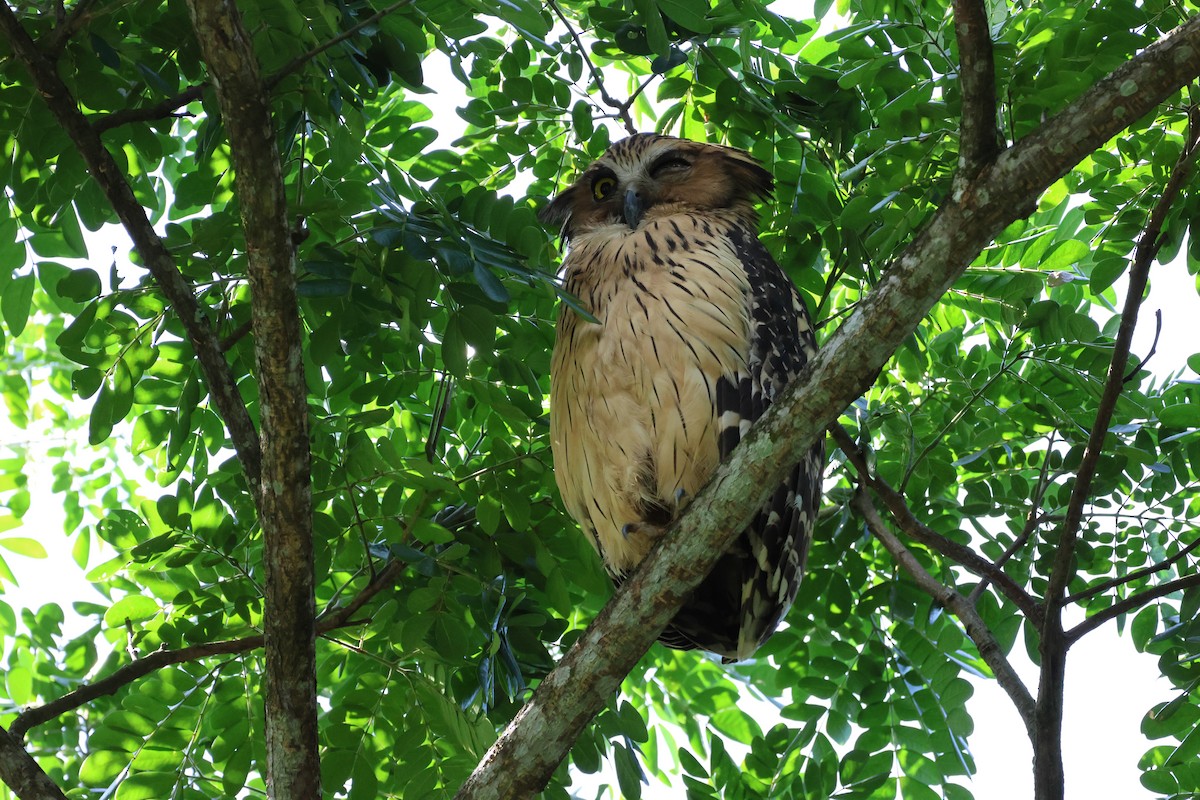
[0,3,262,489]
[184,1,319,798]
[455,14,1200,800]
[0,727,68,800]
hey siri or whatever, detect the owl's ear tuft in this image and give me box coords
[722,152,774,203]
[539,187,577,237]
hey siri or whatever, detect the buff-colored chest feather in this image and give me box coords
[550,211,753,576]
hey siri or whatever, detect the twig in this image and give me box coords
[830,423,1042,619]
[0,2,263,489]
[1066,573,1200,643]
[264,0,413,91]
[1124,308,1162,381]
[41,0,101,57]
[968,431,1057,606]
[951,0,1002,178]
[93,85,206,135]
[1066,531,1200,605]
[547,0,637,135]
[852,489,1037,737]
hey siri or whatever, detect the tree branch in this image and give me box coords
[1066,573,1200,643]
[457,16,1200,799]
[263,0,412,91]
[0,4,262,490]
[10,561,406,744]
[41,0,100,57]
[829,423,1042,620]
[951,0,1002,177]
[184,1,318,797]
[1044,103,1200,615]
[852,489,1036,736]
[547,0,638,135]
[0,727,68,800]
[92,85,206,135]
[1035,97,1200,800]
[1066,531,1200,606]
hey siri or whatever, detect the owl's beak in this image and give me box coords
[622,188,646,229]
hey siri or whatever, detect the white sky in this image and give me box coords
[3,3,1198,799]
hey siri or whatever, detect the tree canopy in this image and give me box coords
[0,0,1198,799]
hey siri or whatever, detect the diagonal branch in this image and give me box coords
[852,489,1036,736]
[264,0,413,91]
[830,423,1041,619]
[456,16,1200,800]
[1066,573,1200,643]
[41,0,100,57]
[952,0,1002,177]
[1066,531,1200,606]
[0,4,262,490]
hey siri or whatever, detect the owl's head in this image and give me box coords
[539,134,773,240]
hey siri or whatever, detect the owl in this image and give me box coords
[541,133,824,662]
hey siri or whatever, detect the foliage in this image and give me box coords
[0,0,1197,798]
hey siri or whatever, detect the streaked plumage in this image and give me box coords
[541,133,823,661]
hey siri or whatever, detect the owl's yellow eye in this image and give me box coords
[592,176,617,201]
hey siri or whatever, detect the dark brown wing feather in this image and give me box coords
[659,224,823,661]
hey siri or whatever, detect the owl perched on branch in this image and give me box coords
[541,133,824,662]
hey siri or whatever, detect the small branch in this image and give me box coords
[951,0,1002,178]
[1066,573,1200,643]
[11,561,405,742]
[1066,532,1200,605]
[830,423,1042,620]
[8,634,265,741]
[0,2,263,489]
[41,0,101,57]
[852,489,1037,737]
[1044,104,1200,616]
[547,0,637,135]
[1124,308,1162,381]
[968,432,1057,606]
[92,85,206,135]
[263,0,412,91]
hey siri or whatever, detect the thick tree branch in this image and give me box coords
[457,16,1200,800]
[952,0,1002,177]
[0,4,262,489]
[852,490,1036,735]
[0,727,68,800]
[830,424,1041,619]
[1066,573,1200,643]
[184,1,317,798]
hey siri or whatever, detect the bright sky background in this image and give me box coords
[2,2,1197,799]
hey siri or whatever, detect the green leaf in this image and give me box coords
[1160,403,1200,428]
[104,595,161,627]
[0,538,47,558]
[1,274,35,336]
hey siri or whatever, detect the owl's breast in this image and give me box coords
[549,211,755,575]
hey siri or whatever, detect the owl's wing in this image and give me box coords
[662,225,824,661]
